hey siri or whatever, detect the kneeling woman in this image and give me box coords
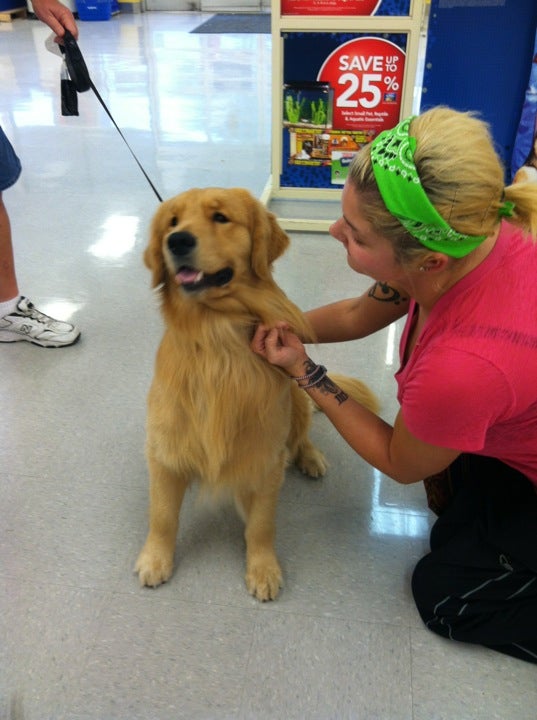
[251,107,537,664]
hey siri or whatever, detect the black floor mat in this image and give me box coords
[191,13,271,34]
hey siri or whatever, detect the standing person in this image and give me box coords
[251,107,537,664]
[0,0,80,347]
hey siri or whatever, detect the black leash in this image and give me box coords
[59,30,163,203]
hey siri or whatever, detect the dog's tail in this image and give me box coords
[312,374,380,415]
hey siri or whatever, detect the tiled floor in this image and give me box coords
[1,12,536,720]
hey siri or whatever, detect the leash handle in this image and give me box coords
[60,30,91,92]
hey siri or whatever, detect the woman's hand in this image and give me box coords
[251,322,309,376]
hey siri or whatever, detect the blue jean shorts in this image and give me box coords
[0,126,22,192]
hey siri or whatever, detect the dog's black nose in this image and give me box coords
[168,231,196,256]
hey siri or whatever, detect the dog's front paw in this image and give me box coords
[295,444,328,479]
[246,556,283,601]
[135,543,174,588]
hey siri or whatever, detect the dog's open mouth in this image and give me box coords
[175,265,234,292]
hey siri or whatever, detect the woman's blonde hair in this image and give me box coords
[349,106,537,265]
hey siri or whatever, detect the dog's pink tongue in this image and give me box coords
[176,268,201,285]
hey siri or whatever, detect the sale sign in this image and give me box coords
[281,0,381,15]
[317,37,405,132]
[280,31,407,189]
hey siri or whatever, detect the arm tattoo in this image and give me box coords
[316,376,349,405]
[297,358,349,405]
[302,357,317,375]
[368,281,408,305]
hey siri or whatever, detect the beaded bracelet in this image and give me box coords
[292,364,327,390]
[301,365,327,389]
[292,365,320,382]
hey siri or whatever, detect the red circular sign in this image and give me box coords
[318,37,405,132]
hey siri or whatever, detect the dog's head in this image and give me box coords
[144,187,290,297]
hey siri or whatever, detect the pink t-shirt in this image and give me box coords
[395,222,537,486]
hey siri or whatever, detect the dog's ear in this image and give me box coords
[144,203,168,288]
[248,194,290,279]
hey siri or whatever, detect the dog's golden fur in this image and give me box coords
[135,187,378,600]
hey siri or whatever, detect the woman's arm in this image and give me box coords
[308,382,459,484]
[251,324,459,484]
[305,281,409,343]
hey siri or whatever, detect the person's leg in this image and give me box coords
[0,125,22,306]
[0,192,20,304]
[0,129,80,347]
[412,457,537,663]
[0,190,80,347]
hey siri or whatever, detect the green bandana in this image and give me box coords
[370,116,487,258]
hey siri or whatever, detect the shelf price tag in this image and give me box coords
[317,37,405,133]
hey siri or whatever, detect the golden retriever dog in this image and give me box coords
[135,187,378,601]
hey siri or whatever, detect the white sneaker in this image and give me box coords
[0,296,81,347]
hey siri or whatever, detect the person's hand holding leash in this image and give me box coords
[33,0,78,41]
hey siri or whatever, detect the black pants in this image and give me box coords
[412,455,537,663]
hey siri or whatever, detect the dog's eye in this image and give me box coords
[170,216,178,227]
[213,212,229,224]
